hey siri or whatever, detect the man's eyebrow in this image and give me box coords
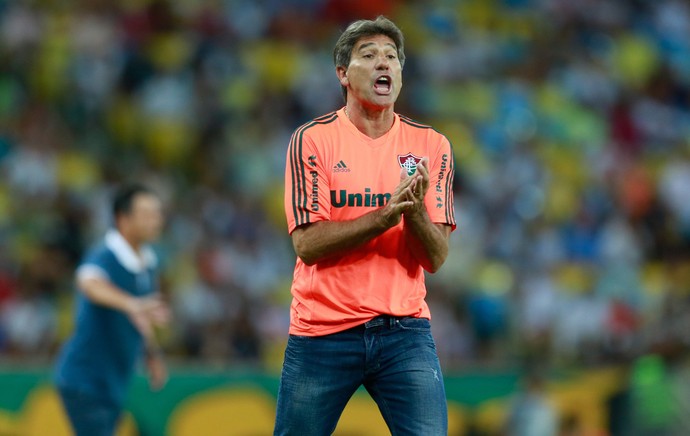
[357,42,397,52]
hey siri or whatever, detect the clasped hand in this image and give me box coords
[379,157,430,227]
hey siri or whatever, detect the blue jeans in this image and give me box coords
[57,387,122,436]
[274,316,448,435]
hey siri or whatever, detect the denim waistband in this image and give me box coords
[363,315,410,329]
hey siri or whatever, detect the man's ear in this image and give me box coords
[336,66,348,87]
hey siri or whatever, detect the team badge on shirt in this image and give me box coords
[397,153,423,176]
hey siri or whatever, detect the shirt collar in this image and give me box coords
[105,229,157,273]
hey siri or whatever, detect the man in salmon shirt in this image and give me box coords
[276,15,456,435]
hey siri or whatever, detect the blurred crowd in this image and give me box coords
[1,0,690,374]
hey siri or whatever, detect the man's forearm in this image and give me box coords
[79,276,169,351]
[403,210,450,273]
[79,277,138,313]
[292,209,393,265]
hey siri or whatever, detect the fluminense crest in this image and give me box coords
[397,153,423,176]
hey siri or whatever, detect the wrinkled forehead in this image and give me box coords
[353,34,397,52]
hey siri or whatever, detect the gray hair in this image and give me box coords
[333,16,406,102]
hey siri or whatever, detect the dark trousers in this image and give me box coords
[58,387,122,436]
[274,316,448,435]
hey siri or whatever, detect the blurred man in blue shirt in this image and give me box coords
[54,183,169,436]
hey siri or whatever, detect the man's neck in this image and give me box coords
[345,104,395,139]
[120,231,142,254]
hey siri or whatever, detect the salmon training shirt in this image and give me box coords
[285,108,456,336]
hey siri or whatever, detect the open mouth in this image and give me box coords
[374,75,392,94]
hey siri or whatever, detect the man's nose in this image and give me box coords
[375,54,390,69]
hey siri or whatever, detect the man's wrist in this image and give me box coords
[374,208,395,230]
[145,345,163,359]
[122,296,140,316]
[403,206,427,224]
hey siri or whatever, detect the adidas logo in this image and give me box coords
[333,160,351,173]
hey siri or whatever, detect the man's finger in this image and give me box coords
[417,156,429,169]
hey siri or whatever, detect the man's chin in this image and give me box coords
[371,92,399,106]
[143,232,162,243]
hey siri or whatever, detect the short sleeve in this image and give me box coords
[425,135,456,229]
[75,246,112,284]
[284,128,332,233]
[76,264,110,282]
